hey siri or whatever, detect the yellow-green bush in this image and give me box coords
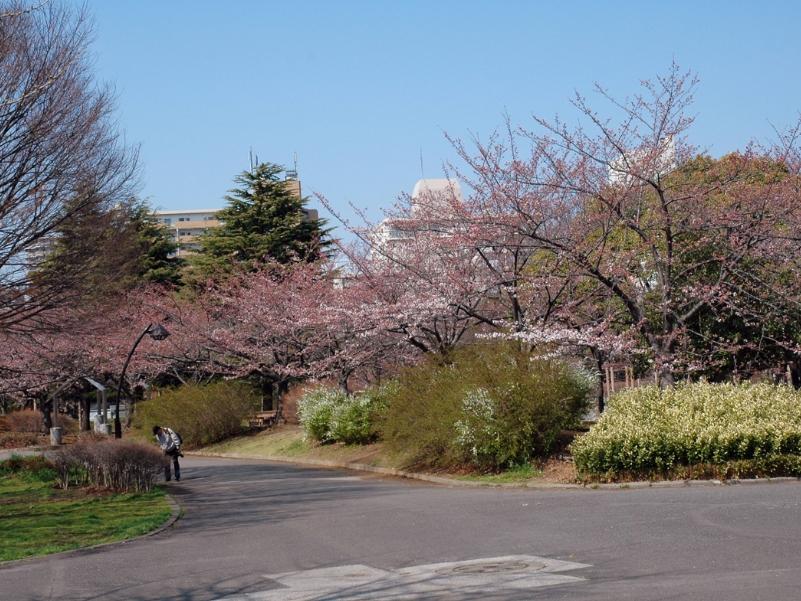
[381,343,592,470]
[134,381,260,448]
[571,382,801,480]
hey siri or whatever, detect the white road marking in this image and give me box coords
[214,555,589,600]
[220,476,363,484]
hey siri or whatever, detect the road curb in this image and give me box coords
[0,492,181,569]
[186,451,801,490]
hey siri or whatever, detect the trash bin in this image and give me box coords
[50,426,63,446]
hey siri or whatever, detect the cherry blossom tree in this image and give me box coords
[202,261,412,397]
[321,64,801,387]
[448,64,801,385]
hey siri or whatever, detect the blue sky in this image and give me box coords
[83,0,801,235]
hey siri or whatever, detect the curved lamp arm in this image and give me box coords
[114,323,169,438]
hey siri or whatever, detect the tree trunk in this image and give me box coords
[790,361,801,389]
[275,380,289,422]
[591,348,606,413]
[261,380,274,411]
[41,402,52,433]
[656,361,674,388]
[79,397,90,431]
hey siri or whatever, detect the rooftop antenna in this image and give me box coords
[419,147,425,180]
[286,152,299,180]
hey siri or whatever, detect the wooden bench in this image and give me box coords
[248,410,278,429]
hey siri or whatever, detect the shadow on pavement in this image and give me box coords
[162,460,400,535]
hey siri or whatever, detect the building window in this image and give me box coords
[162,218,172,225]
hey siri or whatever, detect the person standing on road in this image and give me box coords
[153,425,183,481]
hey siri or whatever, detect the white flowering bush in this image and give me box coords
[571,382,801,479]
[454,388,503,465]
[298,385,391,444]
[297,387,346,442]
[453,375,589,469]
[570,366,601,399]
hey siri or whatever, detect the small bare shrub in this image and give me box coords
[77,430,108,443]
[53,440,166,492]
[55,415,80,435]
[5,410,44,433]
[0,432,42,449]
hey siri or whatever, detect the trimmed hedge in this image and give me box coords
[571,382,801,480]
[134,381,260,448]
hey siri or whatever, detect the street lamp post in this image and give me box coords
[114,323,170,439]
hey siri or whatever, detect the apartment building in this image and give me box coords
[154,209,222,257]
[154,177,319,257]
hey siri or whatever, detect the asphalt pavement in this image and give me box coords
[2,455,800,600]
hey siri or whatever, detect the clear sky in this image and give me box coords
[82,0,801,235]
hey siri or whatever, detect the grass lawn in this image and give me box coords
[203,425,396,467]
[0,465,172,562]
[455,463,543,483]
[200,425,578,485]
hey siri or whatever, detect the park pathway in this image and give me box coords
[2,456,801,600]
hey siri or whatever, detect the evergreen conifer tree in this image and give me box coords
[35,199,183,301]
[190,162,330,279]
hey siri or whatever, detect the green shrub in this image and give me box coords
[0,454,56,482]
[381,343,592,470]
[297,387,346,442]
[298,385,390,444]
[133,381,260,448]
[330,385,392,444]
[571,382,801,480]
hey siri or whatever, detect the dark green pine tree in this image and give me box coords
[34,198,183,301]
[129,202,184,286]
[191,162,331,278]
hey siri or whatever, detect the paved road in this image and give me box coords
[2,456,801,600]
[0,447,45,461]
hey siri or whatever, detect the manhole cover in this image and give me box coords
[436,560,545,575]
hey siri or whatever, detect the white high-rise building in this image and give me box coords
[372,178,463,250]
